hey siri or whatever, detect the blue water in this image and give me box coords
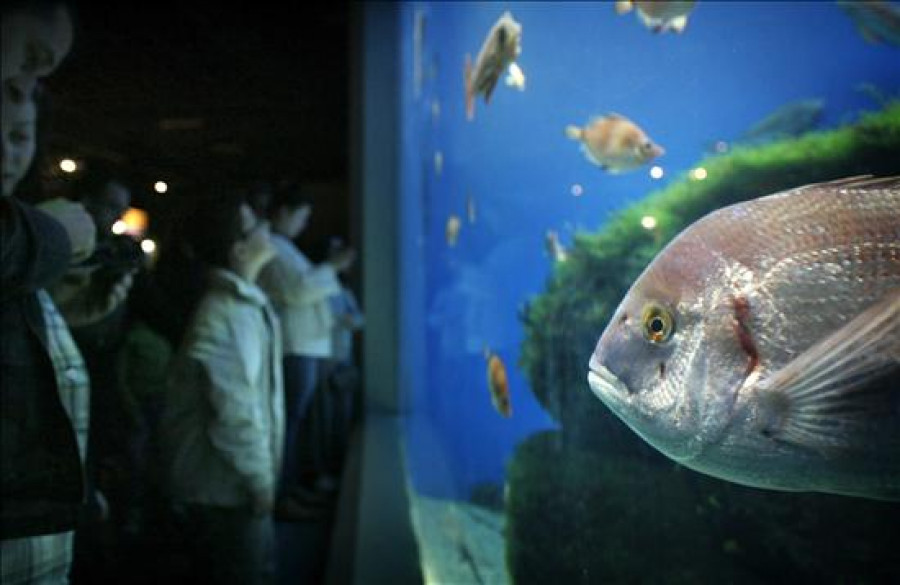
[400,1,900,500]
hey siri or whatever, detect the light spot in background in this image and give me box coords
[690,167,708,180]
[641,215,657,230]
[112,220,127,235]
[649,165,664,180]
[141,239,157,254]
[59,159,78,173]
[715,140,729,153]
[121,207,149,237]
[154,181,168,194]
[570,183,584,197]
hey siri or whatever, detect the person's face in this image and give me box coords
[1,78,38,197]
[85,181,131,236]
[2,5,73,83]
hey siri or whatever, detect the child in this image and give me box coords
[161,194,283,585]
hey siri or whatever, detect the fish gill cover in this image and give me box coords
[519,101,900,450]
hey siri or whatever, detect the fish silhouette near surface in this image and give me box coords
[615,0,697,34]
[739,99,825,145]
[837,0,900,47]
[566,113,664,173]
[587,176,900,501]
[464,11,523,121]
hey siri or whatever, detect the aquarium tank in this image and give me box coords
[374,2,900,583]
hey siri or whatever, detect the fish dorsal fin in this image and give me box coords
[605,112,626,121]
[755,290,900,452]
[811,175,900,190]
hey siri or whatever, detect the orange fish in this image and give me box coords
[484,348,512,418]
[565,113,664,174]
[464,11,523,121]
[615,0,696,34]
[446,214,462,246]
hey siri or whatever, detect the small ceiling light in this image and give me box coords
[690,167,708,181]
[641,215,657,230]
[570,183,584,197]
[649,166,664,180]
[154,181,168,194]
[59,159,78,173]
[112,220,127,235]
[141,239,157,254]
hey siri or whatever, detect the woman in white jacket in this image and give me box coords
[162,195,282,585]
[256,185,355,516]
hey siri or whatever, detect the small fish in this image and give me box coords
[565,113,664,174]
[434,151,444,176]
[837,0,900,47]
[464,11,523,121]
[466,193,477,224]
[431,99,442,124]
[504,62,526,91]
[485,348,512,417]
[587,176,900,500]
[616,0,696,34]
[545,230,568,263]
[446,214,461,246]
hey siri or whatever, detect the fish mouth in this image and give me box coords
[587,356,632,403]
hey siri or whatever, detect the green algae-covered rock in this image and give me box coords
[506,431,900,584]
[505,431,748,584]
[519,103,900,447]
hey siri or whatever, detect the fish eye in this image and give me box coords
[642,303,675,344]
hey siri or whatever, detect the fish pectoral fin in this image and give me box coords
[755,290,900,452]
[465,54,475,121]
[669,15,689,34]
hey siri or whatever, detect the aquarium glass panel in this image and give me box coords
[396,2,900,583]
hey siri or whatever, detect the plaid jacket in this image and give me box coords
[1,198,88,539]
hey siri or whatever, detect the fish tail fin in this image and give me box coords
[614,0,633,15]
[465,54,475,121]
[565,125,583,141]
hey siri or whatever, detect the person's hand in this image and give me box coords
[36,198,96,263]
[328,247,356,273]
[251,489,274,517]
[50,268,135,327]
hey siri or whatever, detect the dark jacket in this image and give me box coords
[1,196,86,539]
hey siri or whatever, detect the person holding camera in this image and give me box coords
[256,184,356,520]
[58,162,144,583]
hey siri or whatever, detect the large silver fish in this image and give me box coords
[587,176,900,500]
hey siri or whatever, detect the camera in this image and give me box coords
[83,234,146,283]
